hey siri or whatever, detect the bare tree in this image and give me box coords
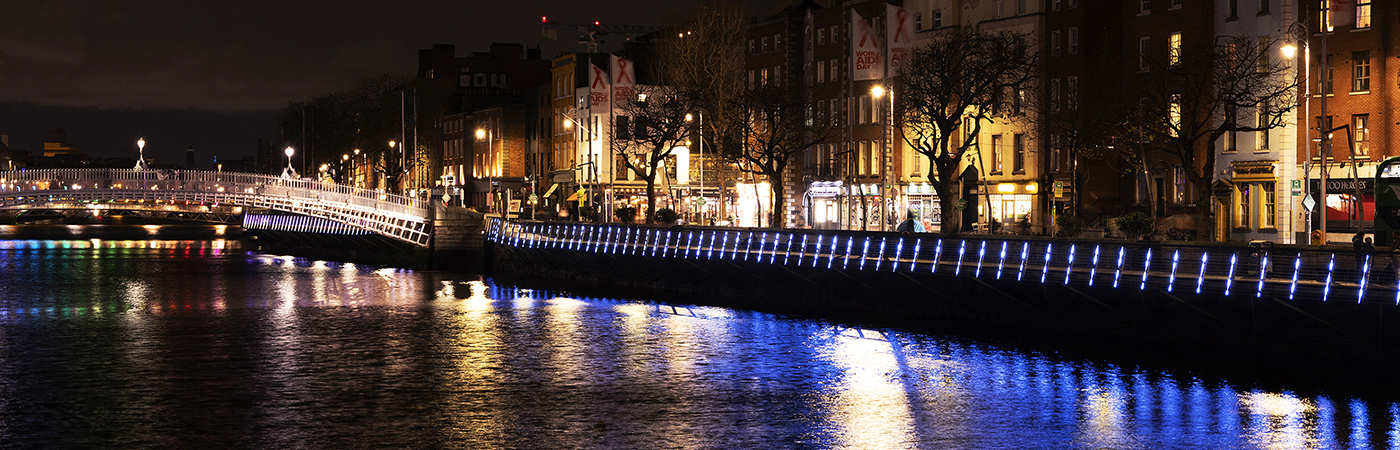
[730,84,841,228]
[1127,35,1297,240]
[659,2,748,164]
[894,28,1039,234]
[611,85,698,224]
[278,74,423,194]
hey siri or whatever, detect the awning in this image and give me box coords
[543,183,559,197]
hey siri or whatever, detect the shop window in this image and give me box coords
[1262,181,1276,228]
[1236,183,1251,228]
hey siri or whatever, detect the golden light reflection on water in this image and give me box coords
[443,279,509,446]
[1242,391,1320,450]
[821,333,918,449]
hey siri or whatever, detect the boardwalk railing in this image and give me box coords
[488,218,1397,304]
[0,169,431,245]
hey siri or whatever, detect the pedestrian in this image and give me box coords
[896,211,925,233]
[1353,233,1371,282]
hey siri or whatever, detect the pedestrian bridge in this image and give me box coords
[0,168,432,246]
[487,218,1392,304]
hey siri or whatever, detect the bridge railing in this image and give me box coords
[487,219,1400,305]
[0,168,428,218]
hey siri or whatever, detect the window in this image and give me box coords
[1069,27,1079,55]
[747,70,754,89]
[830,26,838,43]
[774,34,782,50]
[1356,0,1371,29]
[1069,0,1078,7]
[991,134,1004,173]
[1261,182,1275,228]
[1051,30,1061,57]
[817,28,825,45]
[773,66,782,86]
[1257,37,1270,73]
[933,10,942,28]
[1228,0,1239,19]
[1140,0,1150,14]
[761,36,768,52]
[1013,134,1025,173]
[1236,183,1251,228]
[816,100,825,124]
[1169,94,1181,137]
[1353,114,1369,156]
[1168,32,1181,66]
[748,39,755,53]
[1321,54,1333,93]
[1053,0,1062,11]
[1258,0,1269,14]
[1067,76,1079,111]
[1051,134,1062,172]
[1139,37,1151,72]
[861,141,874,175]
[858,94,870,124]
[1017,0,1027,15]
[1352,51,1370,92]
[760,68,768,86]
[1171,0,1182,8]
[1050,78,1061,112]
[830,99,838,126]
[1173,164,1186,203]
[1256,101,1270,150]
[914,13,923,31]
[1319,0,1333,32]
[816,61,825,83]
[830,59,838,83]
[1014,84,1026,114]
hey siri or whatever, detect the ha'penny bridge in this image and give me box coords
[486,218,1400,356]
[0,168,435,246]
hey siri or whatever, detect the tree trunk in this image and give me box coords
[769,172,785,229]
[645,175,657,225]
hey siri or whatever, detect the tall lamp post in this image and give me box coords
[475,128,495,213]
[135,137,149,170]
[1282,21,1314,244]
[686,111,705,223]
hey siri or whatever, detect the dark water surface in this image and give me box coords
[1,226,1399,449]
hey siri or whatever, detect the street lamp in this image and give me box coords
[284,146,295,179]
[1282,21,1316,244]
[135,137,148,170]
[686,111,707,223]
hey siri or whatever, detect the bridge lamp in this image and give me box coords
[389,140,397,148]
[284,146,295,171]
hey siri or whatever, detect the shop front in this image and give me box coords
[806,181,843,230]
[1309,178,1373,235]
[982,182,1038,234]
[903,182,941,232]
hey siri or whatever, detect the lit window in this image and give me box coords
[1319,0,1333,32]
[1169,94,1181,137]
[1237,183,1251,228]
[1353,114,1369,156]
[1356,0,1371,29]
[1352,51,1370,92]
[1168,33,1181,66]
[816,61,825,83]
[1262,182,1275,228]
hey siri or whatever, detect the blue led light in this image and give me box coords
[813,235,824,268]
[1089,246,1101,286]
[996,241,1007,280]
[874,237,887,271]
[721,231,731,259]
[759,233,770,263]
[1256,250,1269,298]
[708,231,718,259]
[975,240,986,278]
[664,230,674,258]
[744,232,755,261]
[1017,242,1030,281]
[1113,246,1125,289]
[1167,249,1179,292]
[843,237,854,270]
[955,240,967,276]
[1288,253,1300,300]
[892,237,905,271]
[911,239,923,272]
[826,236,838,269]
[1040,244,1053,284]
[1323,253,1335,302]
[1225,253,1238,296]
[1357,255,1370,303]
[1139,248,1152,290]
[689,231,700,258]
[1196,252,1210,294]
[859,237,871,271]
[1064,244,1077,285]
[799,235,810,266]
[783,234,795,265]
[932,239,944,273]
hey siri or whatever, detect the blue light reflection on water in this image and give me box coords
[0,238,1397,448]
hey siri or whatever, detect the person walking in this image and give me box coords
[896,211,925,233]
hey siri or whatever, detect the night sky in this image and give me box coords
[0,0,755,165]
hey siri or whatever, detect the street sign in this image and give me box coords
[1301,194,1316,213]
[1053,181,1065,198]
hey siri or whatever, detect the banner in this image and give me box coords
[886,3,914,76]
[1328,0,1354,28]
[588,62,610,109]
[610,55,635,104]
[850,9,883,81]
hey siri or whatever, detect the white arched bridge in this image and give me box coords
[0,168,433,246]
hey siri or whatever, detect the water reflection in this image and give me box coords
[3,238,1400,447]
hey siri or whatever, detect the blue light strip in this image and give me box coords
[744,232,755,261]
[955,239,967,276]
[911,239,923,272]
[1289,253,1301,300]
[1017,242,1030,281]
[664,230,674,257]
[859,237,871,271]
[1197,252,1210,294]
[799,235,810,266]
[707,231,718,259]
[996,241,1008,280]
[843,237,854,270]
[1040,243,1053,284]
[783,234,796,265]
[1323,253,1335,302]
[1064,244,1077,285]
[975,240,987,278]
[1139,248,1152,290]
[758,233,769,263]
[1113,246,1125,289]
[892,237,904,271]
[875,237,887,271]
[1167,249,1179,292]
[720,231,731,259]
[932,239,944,273]
[1256,250,1268,298]
[1357,255,1371,303]
[1225,253,1238,296]
[828,236,839,269]
[813,235,824,268]
[688,231,699,259]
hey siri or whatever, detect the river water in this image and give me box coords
[1,225,1398,449]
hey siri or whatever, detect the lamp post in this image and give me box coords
[283,146,296,179]
[135,137,148,170]
[1282,21,1314,244]
[686,111,706,223]
[563,112,599,221]
[475,128,495,213]
[872,85,892,231]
